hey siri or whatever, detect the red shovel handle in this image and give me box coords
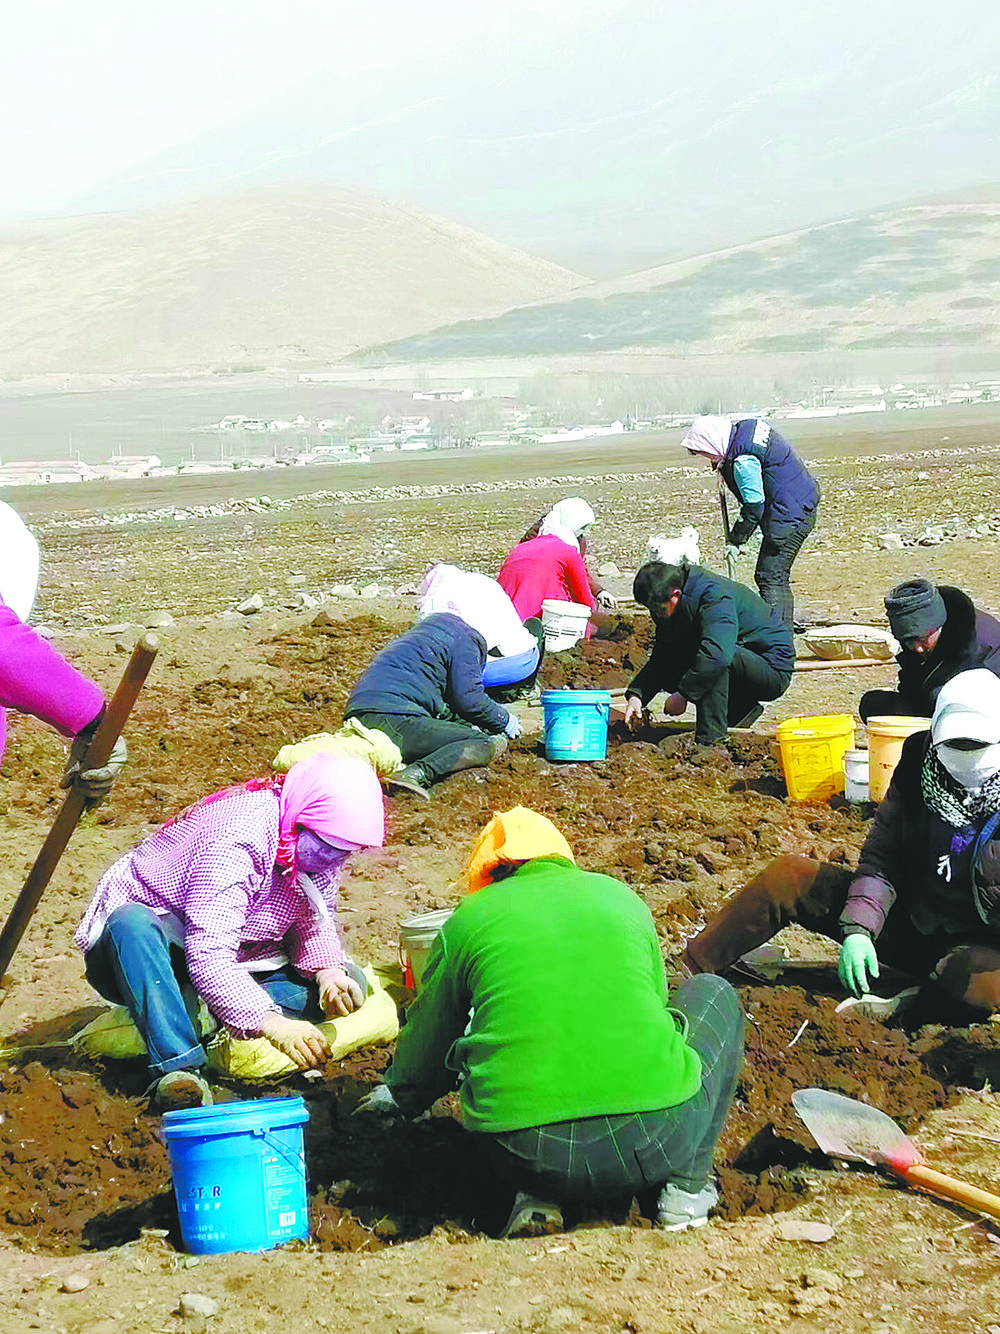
[0,632,159,984]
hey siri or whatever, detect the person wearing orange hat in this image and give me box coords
[355,807,744,1237]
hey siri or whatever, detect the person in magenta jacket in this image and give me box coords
[498,498,597,622]
[0,600,125,804]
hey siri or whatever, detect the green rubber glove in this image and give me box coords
[838,934,880,996]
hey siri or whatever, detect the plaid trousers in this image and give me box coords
[487,974,744,1198]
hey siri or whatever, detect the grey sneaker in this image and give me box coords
[151,1070,213,1112]
[499,1191,564,1239]
[656,1180,718,1231]
[384,765,431,799]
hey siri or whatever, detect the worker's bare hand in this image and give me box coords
[259,1013,331,1069]
[623,696,645,730]
[316,966,364,1017]
[663,692,688,717]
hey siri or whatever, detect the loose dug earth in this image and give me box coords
[3,416,1000,1332]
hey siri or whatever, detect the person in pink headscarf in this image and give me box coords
[75,753,385,1110]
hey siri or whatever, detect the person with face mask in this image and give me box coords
[859,578,1000,723]
[681,415,819,628]
[681,669,1000,1020]
[624,561,795,745]
[74,753,385,1109]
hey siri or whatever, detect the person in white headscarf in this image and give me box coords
[499,499,599,623]
[519,498,617,610]
[679,669,1000,1021]
[418,563,543,696]
[681,415,819,628]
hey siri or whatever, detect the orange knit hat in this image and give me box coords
[464,805,575,893]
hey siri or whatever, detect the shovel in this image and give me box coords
[792,1087,1000,1223]
[0,632,159,993]
[718,478,737,581]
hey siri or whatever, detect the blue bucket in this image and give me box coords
[541,689,612,761]
[160,1095,310,1254]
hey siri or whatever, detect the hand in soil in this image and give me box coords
[259,1012,331,1068]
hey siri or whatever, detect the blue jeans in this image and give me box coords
[84,903,366,1076]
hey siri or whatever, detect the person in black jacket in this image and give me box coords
[624,562,795,745]
[859,579,1000,722]
[682,670,1000,1019]
[345,613,520,796]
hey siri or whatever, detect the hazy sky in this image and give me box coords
[1,0,602,219]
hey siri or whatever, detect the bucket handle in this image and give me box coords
[253,1128,307,1176]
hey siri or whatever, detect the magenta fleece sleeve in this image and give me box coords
[0,603,104,756]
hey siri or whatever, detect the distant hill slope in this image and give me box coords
[0,185,583,375]
[350,203,1000,362]
[75,0,1000,271]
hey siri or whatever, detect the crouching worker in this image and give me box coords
[344,611,521,798]
[355,807,744,1236]
[74,753,385,1110]
[684,670,1000,1022]
[624,561,794,744]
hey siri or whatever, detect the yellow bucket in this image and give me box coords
[865,715,930,801]
[776,714,856,801]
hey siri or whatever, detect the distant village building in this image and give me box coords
[412,388,476,402]
[0,459,97,486]
[106,454,162,477]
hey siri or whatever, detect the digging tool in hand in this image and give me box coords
[793,1087,1000,1223]
[0,632,159,998]
[718,478,738,580]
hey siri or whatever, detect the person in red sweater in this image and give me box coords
[498,498,597,622]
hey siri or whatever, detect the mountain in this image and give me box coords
[347,200,1000,362]
[0,185,582,376]
[73,0,1000,274]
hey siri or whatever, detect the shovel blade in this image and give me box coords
[792,1088,922,1171]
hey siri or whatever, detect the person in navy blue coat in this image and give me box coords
[345,613,520,795]
[682,416,820,627]
[624,562,795,745]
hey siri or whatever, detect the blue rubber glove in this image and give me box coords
[503,712,522,740]
[838,934,880,996]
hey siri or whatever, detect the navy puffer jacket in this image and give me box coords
[722,418,820,542]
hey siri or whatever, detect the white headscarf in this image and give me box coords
[0,501,40,621]
[418,563,535,656]
[538,498,595,551]
[931,669,1000,789]
[680,416,734,464]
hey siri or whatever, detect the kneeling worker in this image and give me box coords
[860,578,1000,722]
[683,670,1000,1021]
[355,807,744,1236]
[624,561,794,744]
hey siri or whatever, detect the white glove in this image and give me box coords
[725,544,741,564]
[503,713,522,740]
[316,966,364,1017]
[61,726,127,809]
[596,589,619,610]
[259,1013,331,1069]
[353,1084,400,1117]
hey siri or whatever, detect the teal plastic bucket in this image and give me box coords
[541,689,612,761]
[160,1095,310,1254]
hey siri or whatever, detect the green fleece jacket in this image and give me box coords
[385,857,702,1132]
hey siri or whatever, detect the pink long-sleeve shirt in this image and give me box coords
[75,786,349,1036]
[0,603,104,759]
[497,535,596,622]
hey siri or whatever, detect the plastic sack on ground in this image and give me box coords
[205,966,399,1081]
[802,625,899,661]
[72,1001,216,1060]
[272,719,403,777]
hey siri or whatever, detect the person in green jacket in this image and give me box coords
[355,806,744,1237]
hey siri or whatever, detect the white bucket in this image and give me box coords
[398,908,453,990]
[843,748,870,802]
[541,599,591,651]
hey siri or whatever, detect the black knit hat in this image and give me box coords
[884,579,947,644]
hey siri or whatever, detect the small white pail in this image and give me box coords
[398,908,453,990]
[843,748,870,802]
[541,599,591,651]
